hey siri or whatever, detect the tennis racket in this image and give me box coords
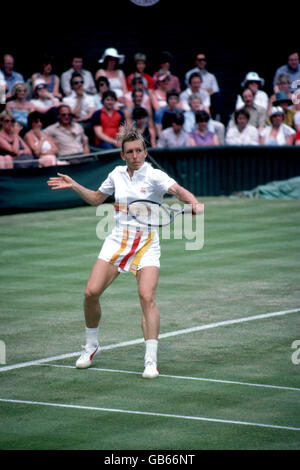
[128,199,193,228]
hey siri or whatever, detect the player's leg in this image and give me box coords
[136,266,160,378]
[76,259,119,369]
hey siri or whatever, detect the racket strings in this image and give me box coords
[128,201,171,227]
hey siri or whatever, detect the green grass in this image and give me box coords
[0,197,300,450]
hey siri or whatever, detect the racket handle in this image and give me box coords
[183,205,194,214]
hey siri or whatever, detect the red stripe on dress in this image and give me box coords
[119,231,143,270]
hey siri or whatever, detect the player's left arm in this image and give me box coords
[168,183,204,215]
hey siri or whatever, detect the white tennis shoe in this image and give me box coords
[142,359,159,379]
[76,344,100,369]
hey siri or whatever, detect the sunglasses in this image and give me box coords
[59,113,71,117]
[3,118,15,123]
[73,80,84,85]
[36,86,47,90]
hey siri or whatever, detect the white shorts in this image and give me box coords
[98,226,160,275]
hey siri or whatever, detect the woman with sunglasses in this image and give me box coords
[5,82,34,131]
[0,110,37,168]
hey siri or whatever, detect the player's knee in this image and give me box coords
[139,290,155,309]
[84,286,100,302]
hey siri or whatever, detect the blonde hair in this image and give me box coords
[117,124,147,153]
[0,110,14,129]
[11,82,28,97]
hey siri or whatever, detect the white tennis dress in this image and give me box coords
[98,162,176,275]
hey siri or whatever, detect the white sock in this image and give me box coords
[85,326,99,348]
[144,339,158,364]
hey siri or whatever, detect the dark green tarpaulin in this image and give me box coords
[0,154,123,215]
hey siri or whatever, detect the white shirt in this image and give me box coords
[179,87,210,112]
[225,124,259,145]
[236,90,269,110]
[185,68,220,93]
[60,68,96,95]
[63,91,95,118]
[99,162,176,229]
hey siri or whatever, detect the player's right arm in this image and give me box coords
[47,173,108,206]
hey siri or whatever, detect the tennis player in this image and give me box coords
[47,127,203,378]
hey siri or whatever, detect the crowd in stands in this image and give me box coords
[0,49,300,169]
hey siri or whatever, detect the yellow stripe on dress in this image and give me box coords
[109,228,129,265]
[129,232,155,275]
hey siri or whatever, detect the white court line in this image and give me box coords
[0,397,299,432]
[0,307,299,373]
[41,364,300,393]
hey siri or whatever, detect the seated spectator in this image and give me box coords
[157,112,190,148]
[153,51,181,93]
[183,93,225,144]
[45,105,90,159]
[0,110,37,168]
[62,72,96,132]
[31,54,62,100]
[189,110,219,146]
[259,107,295,146]
[127,53,154,91]
[61,53,96,96]
[0,54,24,99]
[149,72,170,111]
[236,72,269,110]
[293,88,300,131]
[268,73,293,114]
[225,108,259,145]
[91,90,125,149]
[131,106,156,148]
[228,88,267,132]
[95,48,128,108]
[30,78,60,127]
[269,91,296,128]
[93,76,110,110]
[124,77,152,116]
[5,83,34,131]
[273,52,300,93]
[295,129,300,145]
[179,72,210,113]
[154,89,181,137]
[184,52,222,119]
[24,111,67,167]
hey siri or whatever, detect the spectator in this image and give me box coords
[30,78,60,127]
[157,112,190,148]
[124,77,152,116]
[268,73,293,114]
[149,72,170,111]
[91,90,125,149]
[5,83,34,131]
[24,111,65,167]
[31,54,62,100]
[45,105,90,159]
[0,54,24,99]
[93,76,110,110]
[225,108,259,145]
[179,72,210,113]
[62,72,96,125]
[236,72,269,110]
[228,88,267,132]
[295,129,300,145]
[127,53,154,91]
[131,106,156,148]
[0,110,37,168]
[293,88,300,131]
[95,48,128,108]
[154,89,181,137]
[259,107,295,146]
[153,51,181,93]
[189,110,219,146]
[270,91,296,128]
[183,93,225,144]
[184,52,222,119]
[61,54,96,97]
[273,52,300,93]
